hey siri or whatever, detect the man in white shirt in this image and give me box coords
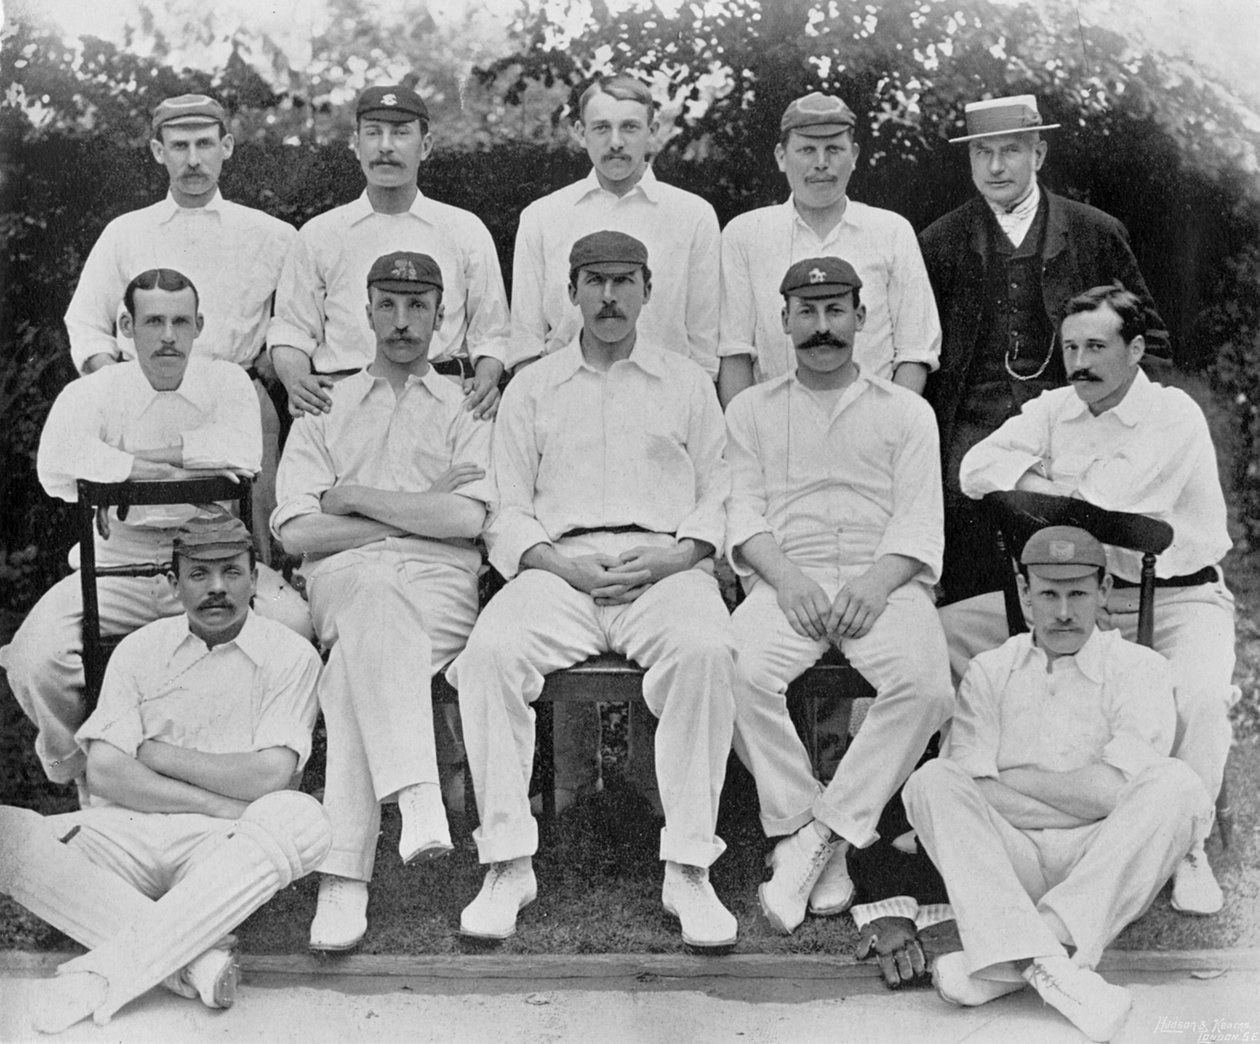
[64,93,295,555]
[510,74,720,376]
[906,526,1210,1043]
[447,232,739,950]
[1,269,307,791]
[717,92,940,407]
[273,251,492,951]
[725,257,952,935]
[510,73,722,813]
[945,284,1235,915]
[269,85,509,420]
[0,512,330,1034]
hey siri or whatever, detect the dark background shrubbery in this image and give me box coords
[4,0,1260,612]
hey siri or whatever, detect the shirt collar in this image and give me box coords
[343,363,445,406]
[784,195,855,230]
[1060,367,1152,428]
[576,165,661,204]
[157,189,225,224]
[175,610,267,664]
[984,177,1041,219]
[553,334,669,384]
[1018,624,1107,682]
[347,188,433,226]
[121,358,218,412]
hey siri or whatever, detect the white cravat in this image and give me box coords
[989,180,1041,247]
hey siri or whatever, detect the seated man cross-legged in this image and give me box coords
[0,513,329,1034]
[273,251,492,951]
[725,257,953,934]
[905,526,1211,1042]
[447,231,739,949]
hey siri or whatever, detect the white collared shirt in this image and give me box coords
[77,611,321,808]
[486,338,729,578]
[987,179,1042,247]
[65,191,295,370]
[959,370,1231,579]
[945,628,1176,784]
[724,368,943,587]
[272,365,492,575]
[268,191,509,372]
[37,358,261,534]
[718,197,942,381]
[509,167,720,376]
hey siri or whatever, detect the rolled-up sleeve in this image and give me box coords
[1100,649,1177,781]
[723,393,773,574]
[508,206,548,369]
[485,381,552,578]
[718,221,759,361]
[271,412,336,537]
[674,373,729,553]
[886,218,942,372]
[959,398,1052,499]
[267,232,325,357]
[36,378,135,501]
[252,645,322,770]
[76,633,147,758]
[684,208,721,378]
[461,217,510,366]
[873,397,943,583]
[944,657,1003,780]
[65,222,128,372]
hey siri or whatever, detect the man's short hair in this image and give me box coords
[1062,284,1145,345]
[577,75,656,122]
[123,268,200,317]
[171,544,257,578]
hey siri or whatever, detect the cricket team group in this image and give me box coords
[0,73,1237,1041]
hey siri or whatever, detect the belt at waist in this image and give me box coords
[1112,564,1220,589]
[558,525,667,540]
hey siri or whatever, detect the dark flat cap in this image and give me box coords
[366,251,443,292]
[152,94,227,134]
[781,92,856,137]
[356,85,429,124]
[568,230,649,272]
[779,256,863,299]
[173,509,252,561]
[1021,526,1107,579]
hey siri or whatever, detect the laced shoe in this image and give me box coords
[397,783,453,865]
[758,822,838,934]
[661,862,738,949]
[807,846,855,916]
[31,970,108,1034]
[308,875,369,952]
[1024,955,1133,1042]
[1171,844,1223,915]
[459,857,537,940]
[932,953,1025,1007]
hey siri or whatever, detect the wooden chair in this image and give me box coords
[983,489,1231,846]
[77,476,253,713]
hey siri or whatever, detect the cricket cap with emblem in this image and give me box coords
[356,85,429,124]
[172,508,253,561]
[568,230,649,274]
[949,94,1061,143]
[779,256,863,300]
[152,94,228,135]
[366,251,443,293]
[780,92,857,137]
[1020,525,1107,580]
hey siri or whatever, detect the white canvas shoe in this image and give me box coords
[807,845,855,916]
[1171,844,1223,915]
[397,783,453,864]
[308,875,369,952]
[932,953,1025,1006]
[459,857,537,940]
[758,822,838,934]
[1024,955,1133,1042]
[661,862,737,949]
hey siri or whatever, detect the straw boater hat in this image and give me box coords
[949,94,1061,144]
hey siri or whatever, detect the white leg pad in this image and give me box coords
[60,792,330,1024]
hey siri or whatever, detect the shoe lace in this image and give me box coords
[486,860,518,896]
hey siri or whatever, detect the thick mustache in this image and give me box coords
[800,333,845,350]
[596,307,624,319]
[199,597,231,609]
[371,159,402,167]
[1069,370,1102,382]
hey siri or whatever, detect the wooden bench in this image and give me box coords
[432,645,873,821]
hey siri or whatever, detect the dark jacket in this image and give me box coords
[920,190,1169,459]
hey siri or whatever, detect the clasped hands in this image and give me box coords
[776,568,889,642]
[566,543,695,606]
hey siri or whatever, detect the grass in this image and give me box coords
[2,369,1258,959]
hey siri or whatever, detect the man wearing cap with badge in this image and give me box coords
[447,230,739,949]
[717,91,940,407]
[2,267,308,796]
[273,250,492,951]
[947,283,1235,916]
[725,255,952,936]
[64,93,296,556]
[920,94,1169,606]
[270,84,509,422]
[0,510,329,1034]
[904,525,1210,1042]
